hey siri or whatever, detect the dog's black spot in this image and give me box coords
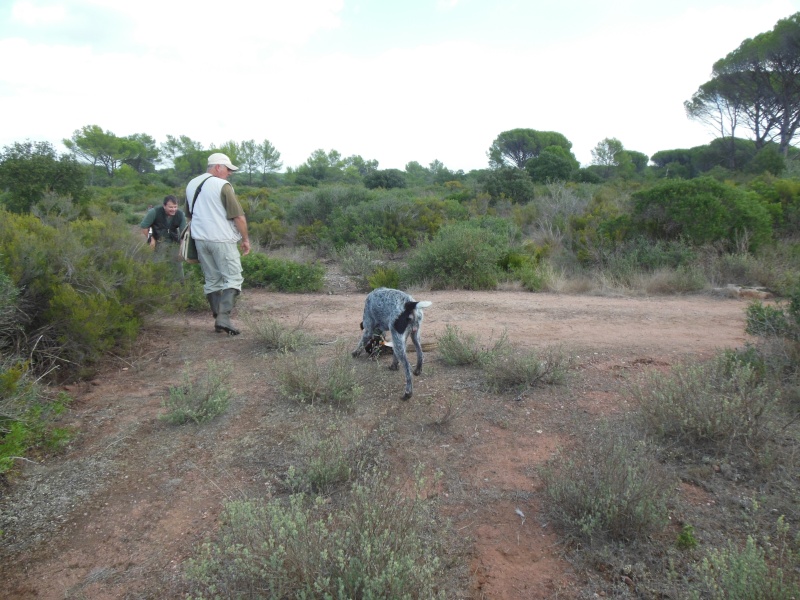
[393,301,418,334]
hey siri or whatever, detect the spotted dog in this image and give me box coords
[352,287,432,400]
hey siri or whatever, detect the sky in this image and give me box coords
[2,0,799,173]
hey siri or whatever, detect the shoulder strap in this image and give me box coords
[187,175,214,219]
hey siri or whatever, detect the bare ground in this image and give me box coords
[0,281,754,599]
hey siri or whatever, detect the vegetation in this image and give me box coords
[1,11,800,597]
[159,361,232,425]
[185,469,445,599]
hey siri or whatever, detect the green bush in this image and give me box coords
[328,194,467,251]
[691,527,799,599]
[540,427,674,542]
[0,210,178,377]
[367,267,400,290]
[631,177,773,251]
[405,221,507,289]
[184,469,445,600]
[0,358,71,474]
[241,252,324,292]
[159,361,232,425]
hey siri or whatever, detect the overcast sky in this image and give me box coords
[2,0,799,173]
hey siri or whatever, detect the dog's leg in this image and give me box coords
[411,326,424,376]
[390,330,413,400]
[352,319,372,357]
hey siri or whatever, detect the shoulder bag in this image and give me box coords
[180,176,213,263]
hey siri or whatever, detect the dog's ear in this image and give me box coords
[417,301,432,309]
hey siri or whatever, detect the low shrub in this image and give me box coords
[405,221,506,290]
[276,345,362,406]
[483,345,572,392]
[249,315,314,353]
[283,423,368,495]
[437,325,510,367]
[241,252,324,292]
[184,469,446,599]
[690,523,800,599]
[0,358,71,474]
[367,266,400,290]
[159,361,232,425]
[633,354,779,454]
[540,426,674,542]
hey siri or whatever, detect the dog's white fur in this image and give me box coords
[352,287,432,400]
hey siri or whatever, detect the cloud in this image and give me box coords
[11,0,67,25]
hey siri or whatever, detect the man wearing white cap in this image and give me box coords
[185,152,251,335]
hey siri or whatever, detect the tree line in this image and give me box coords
[1,12,799,213]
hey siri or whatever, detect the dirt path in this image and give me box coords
[0,289,753,599]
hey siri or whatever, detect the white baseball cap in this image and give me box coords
[207,152,239,171]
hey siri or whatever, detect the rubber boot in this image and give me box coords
[215,288,241,335]
[206,291,221,318]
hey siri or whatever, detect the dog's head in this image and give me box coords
[393,300,432,334]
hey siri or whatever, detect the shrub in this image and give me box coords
[540,427,674,542]
[633,354,779,453]
[159,361,232,425]
[405,221,507,289]
[276,346,362,406]
[0,358,71,474]
[249,315,314,353]
[184,469,445,599]
[0,210,177,378]
[367,267,400,290]
[335,243,384,278]
[437,325,510,367]
[241,252,324,292]
[483,345,571,392]
[283,424,367,495]
[328,194,467,251]
[631,177,772,251]
[691,527,799,599]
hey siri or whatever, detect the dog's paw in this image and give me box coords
[388,363,399,371]
[413,367,422,376]
[402,391,412,401]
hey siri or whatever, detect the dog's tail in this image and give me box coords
[417,301,432,308]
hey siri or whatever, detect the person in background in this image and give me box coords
[139,194,187,280]
[185,153,250,335]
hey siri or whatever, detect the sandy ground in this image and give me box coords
[0,287,754,599]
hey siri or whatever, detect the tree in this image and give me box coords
[526,146,578,182]
[292,149,345,185]
[488,129,574,169]
[122,133,159,174]
[0,141,86,213]
[214,141,240,166]
[364,169,407,189]
[404,161,431,186]
[238,139,260,185]
[484,167,535,203]
[161,135,206,179]
[687,13,800,157]
[590,138,648,180]
[160,135,204,164]
[63,125,128,182]
[257,139,282,177]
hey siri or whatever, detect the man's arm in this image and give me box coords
[232,215,251,256]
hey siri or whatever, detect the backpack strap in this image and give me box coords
[187,175,214,218]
